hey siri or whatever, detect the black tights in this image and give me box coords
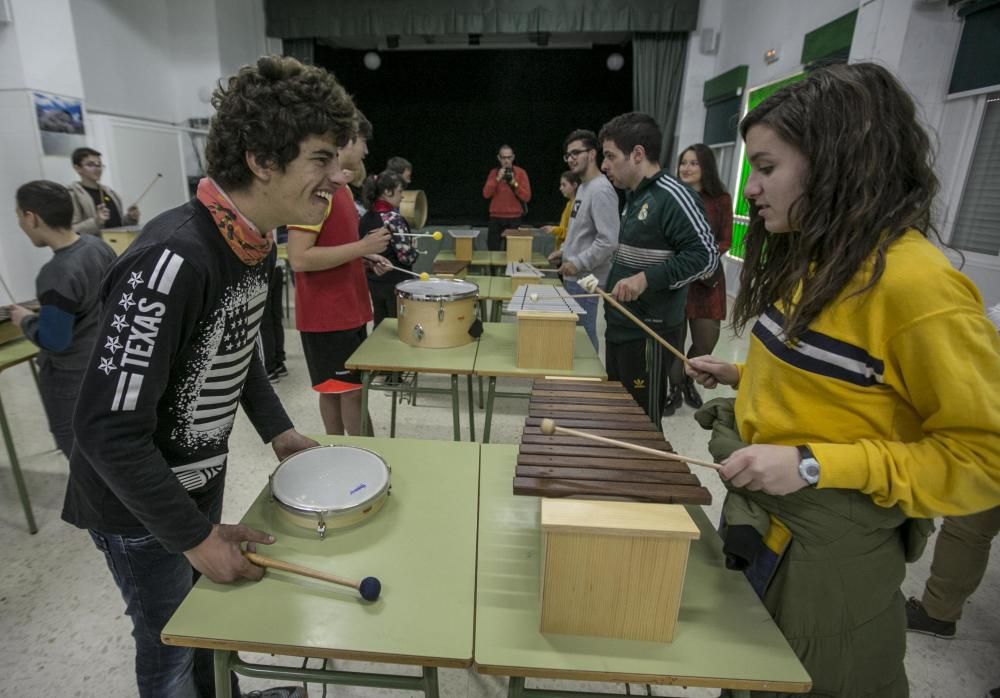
[668,318,722,389]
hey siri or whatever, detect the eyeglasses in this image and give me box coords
[563,148,590,162]
[81,162,104,169]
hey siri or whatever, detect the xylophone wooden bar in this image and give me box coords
[514,378,712,505]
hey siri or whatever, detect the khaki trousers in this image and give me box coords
[922,506,1000,622]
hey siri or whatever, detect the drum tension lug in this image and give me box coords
[438,300,445,322]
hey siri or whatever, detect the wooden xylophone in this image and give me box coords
[514,378,712,505]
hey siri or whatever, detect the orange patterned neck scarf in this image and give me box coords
[196,177,273,265]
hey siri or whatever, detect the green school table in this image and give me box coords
[0,339,41,533]
[162,435,480,698]
[345,320,479,441]
[433,250,492,275]
[471,323,606,442]
[474,445,813,697]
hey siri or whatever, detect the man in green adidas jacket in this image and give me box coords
[598,112,718,422]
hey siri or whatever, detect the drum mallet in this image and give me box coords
[364,256,430,281]
[244,551,382,601]
[132,172,163,208]
[539,418,721,471]
[399,230,443,240]
[0,270,16,304]
[579,274,690,367]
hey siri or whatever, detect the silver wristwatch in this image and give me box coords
[796,445,821,486]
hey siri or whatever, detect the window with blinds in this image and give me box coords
[951,94,1000,255]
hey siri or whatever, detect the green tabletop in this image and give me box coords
[435,250,492,267]
[472,322,605,379]
[0,338,39,370]
[488,251,552,268]
[345,319,479,375]
[162,435,480,668]
[473,445,812,693]
[464,275,495,298]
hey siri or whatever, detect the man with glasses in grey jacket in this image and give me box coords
[547,129,620,350]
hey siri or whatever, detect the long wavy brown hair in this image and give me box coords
[732,62,939,341]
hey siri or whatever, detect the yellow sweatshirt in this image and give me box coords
[549,197,573,250]
[735,231,1000,518]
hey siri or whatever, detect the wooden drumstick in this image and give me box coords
[243,551,381,601]
[131,173,163,207]
[539,418,721,471]
[579,274,690,367]
[364,256,429,280]
[0,270,16,304]
[398,230,443,240]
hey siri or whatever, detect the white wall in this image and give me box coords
[0,0,269,302]
[672,0,998,306]
[0,0,84,301]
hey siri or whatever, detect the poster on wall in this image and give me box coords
[33,92,86,156]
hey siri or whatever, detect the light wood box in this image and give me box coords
[510,273,541,292]
[0,322,23,345]
[515,311,576,369]
[505,233,534,264]
[454,237,474,261]
[101,227,143,256]
[539,499,700,642]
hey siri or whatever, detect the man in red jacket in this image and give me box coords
[482,144,531,251]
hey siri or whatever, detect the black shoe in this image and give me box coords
[682,378,703,409]
[274,363,289,377]
[662,386,683,417]
[987,686,1000,698]
[267,369,280,383]
[905,597,956,638]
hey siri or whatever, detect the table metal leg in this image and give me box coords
[360,371,372,436]
[422,666,439,698]
[0,389,38,534]
[508,676,525,698]
[390,376,398,438]
[466,375,476,441]
[450,374,460,441]
[214,650,234,698]
[28,358,39,388]
[483,377,497,443]
[478,375,484,409]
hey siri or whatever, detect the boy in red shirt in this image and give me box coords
[288,113,390,434]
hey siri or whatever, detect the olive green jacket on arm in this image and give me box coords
[695,397,932,698]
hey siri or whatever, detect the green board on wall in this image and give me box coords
[730,72,805,258]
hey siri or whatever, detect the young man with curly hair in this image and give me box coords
[61,55,355,698]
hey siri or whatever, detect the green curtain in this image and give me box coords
[265,0,699,38]
[632,32,689,164]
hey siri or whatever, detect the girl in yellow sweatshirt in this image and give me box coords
[688,63,1000,697]
[541,170,580,251]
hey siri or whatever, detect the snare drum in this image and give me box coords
[396,278,479,348]
[269,446,391,538]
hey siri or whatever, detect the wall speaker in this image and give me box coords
[699,27,719,55]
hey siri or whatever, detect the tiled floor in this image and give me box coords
[0,302,997,697]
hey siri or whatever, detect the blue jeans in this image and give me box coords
[564,278,599,350]
[89,496,237,697]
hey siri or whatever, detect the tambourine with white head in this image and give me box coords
[269,445,391,539]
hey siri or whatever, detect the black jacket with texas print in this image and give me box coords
[62,200,292,553]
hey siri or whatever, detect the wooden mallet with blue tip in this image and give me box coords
[244,551,382,601]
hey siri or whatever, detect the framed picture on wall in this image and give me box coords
[33,91,87,156]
